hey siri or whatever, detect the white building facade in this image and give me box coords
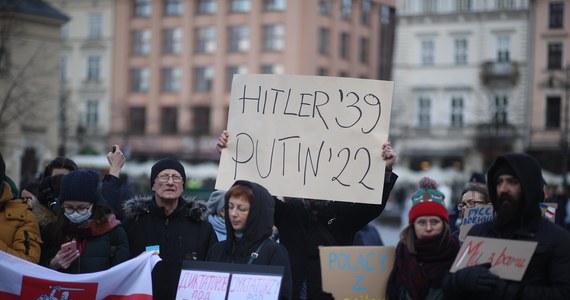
[391,0,530,183]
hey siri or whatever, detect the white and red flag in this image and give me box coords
[0,250,160,300]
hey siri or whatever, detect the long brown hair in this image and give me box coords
[400,220,451,254]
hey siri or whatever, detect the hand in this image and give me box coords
[216,130,229,154]
[453,263,500,292]
[381,141,397,171]
[49,242,80,270]
[107,144,126,177]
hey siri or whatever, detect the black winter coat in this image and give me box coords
[123,196,218,300]
[206,180,293,300]
[275,172,398,300]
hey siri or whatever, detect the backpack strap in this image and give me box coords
[108,227,120,265]
[247,239,267,265]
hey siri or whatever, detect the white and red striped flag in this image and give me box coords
[0,250,160,300]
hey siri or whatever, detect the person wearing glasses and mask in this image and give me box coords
[386,177,460,300]
[40,170,129,273]
[122,157,217,300]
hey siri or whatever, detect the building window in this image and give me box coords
[229,25,250,53]
[456,0,472,11]
[226,65,248,91]
[359,37,369,63]
[381,5,391,24]
[195,27,216,53]
[131,67,149,92]
[86,55,100,81]
[496,0,515,9]
[165,0,183,16]
[496,35,510,63]
[455,38,467,65]
[338,71,349,77]
[86,100,99,128]
[60,24,69,41]
[88,12,102,39]
[263,24,285,52]
[548,43,563,70]
[132,29,151,55]
[133,0,151,17]
[230,0,251,12]
[261,64,284,74]
[163,28,182,54]
[549,2,564,29]
[318,27,329,55]
[194,66,214,92]
[161,107,178,134]
[421,40,434,66]
[193,106,211,136]
[423,0,437,13]
[361,0,371,25]
[493,95,508,125]
[161,67,181,92]
[59,55,67,81]
[319,0,331,15]
[317,67,328,76]
[129,107,146,134]
[546,96,562,129]
[197,0,216,14]
[451,96,464,128]
[418,97,431,128]
[264,0,286,11]
[340,0,351,20]
[340,32,350,59]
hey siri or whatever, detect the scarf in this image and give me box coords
[208,214,227,241]
[387,232,460,300]
[64,214,121,239]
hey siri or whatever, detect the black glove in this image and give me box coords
[453,262,501,292]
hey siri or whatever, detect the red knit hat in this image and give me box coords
[408,177,448,224]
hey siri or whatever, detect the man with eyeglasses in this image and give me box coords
[443,153,570,299]
[122,157,218,300]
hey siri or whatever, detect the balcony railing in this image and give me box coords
[480,61,519,86]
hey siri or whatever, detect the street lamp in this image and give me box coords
[549,65,570,188]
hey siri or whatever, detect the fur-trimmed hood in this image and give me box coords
[122,194,209,222]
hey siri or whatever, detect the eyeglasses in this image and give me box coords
[157,174,183,183]
[457,200,487,211]
[414,218,442,228]
[63,204,92,215]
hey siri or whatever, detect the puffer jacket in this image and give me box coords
[123,195,218,300]
[0,182,42,263]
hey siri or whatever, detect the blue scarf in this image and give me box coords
[208,214,226,241]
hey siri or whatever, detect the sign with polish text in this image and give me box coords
[450,236,537,281]
[216,74,394,204]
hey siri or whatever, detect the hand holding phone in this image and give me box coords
[61,240,77,253]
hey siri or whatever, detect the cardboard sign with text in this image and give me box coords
[178,260,284,300]
[216,74,394,204]
[319,246,395,299]
[450,236,537,281]
[459,204,494,241]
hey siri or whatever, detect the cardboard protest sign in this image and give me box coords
[178,260,284,300]
[216,74,394,204]
[540,202,557,223]
[450,236,537,281]
[459,204,494,241]
[319,246,395,299]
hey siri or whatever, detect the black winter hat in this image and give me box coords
[150,157,186,187]
[493,162,516,182]
[59,170,100,204]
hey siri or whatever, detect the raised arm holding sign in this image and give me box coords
[215,74,398,300]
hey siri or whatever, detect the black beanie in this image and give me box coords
[494,162,516,182]
[59,170,100,204]
[150,157,186,186]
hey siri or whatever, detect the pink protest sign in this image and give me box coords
[450,236,537,281]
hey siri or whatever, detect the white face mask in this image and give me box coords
[64,206,93,224]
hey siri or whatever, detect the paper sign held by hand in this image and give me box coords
[319,246,395,300]
[459,204,494,242]
[216,74,394,204]
[450,236,537,281]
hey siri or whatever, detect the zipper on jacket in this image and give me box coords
[24,231,30,255]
